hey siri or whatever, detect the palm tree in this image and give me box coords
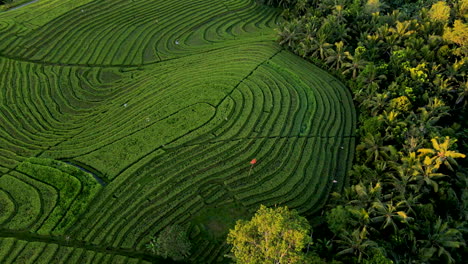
[310,33,332,60]
[332,4,347,24]
[418,218,466,264]
[356,133,397,164]
[278,19,304,48]
[325,41,349,70]
[412,156,446,192]
[432,75,456,96]
[380,110,408,139]
[383,33,400,55]
[389,20,415,44]
[293,0,308,14]
[362,33,383,60]
[295,37,313,58]
[402,136,424,153]
[342,51,368,79]
[407,102,449,138]
[370,199,412,232]
[334,22,351,42]
[336,227,378,263]
[359,92,389,116]
[417,136,466,171]
[357,63,387,94]
[395,192,422,217]
[388,163,419,200]
[347,182,383,208]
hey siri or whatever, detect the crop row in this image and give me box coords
[0,237,148,264]
[0,1,355,262]
[0,43,278,175]
[67,49,354,260]
[0,159,101,236]
[0,0,279,66]
[44,44,281,179]
[0,58,126,171]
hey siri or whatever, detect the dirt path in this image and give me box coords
[8,0,39,11]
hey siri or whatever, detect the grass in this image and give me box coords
[0,0,355,262]
[191,203,249,241]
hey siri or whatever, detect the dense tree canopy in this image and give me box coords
[254,0,468,263]
[146,225,192,261]
[227,205,312,264]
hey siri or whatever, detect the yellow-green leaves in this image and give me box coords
[389,95,412,112]
[429,1,451,23]
[227,205,311,264]
[417,136,466,171]
[396,211,408,220]
[443,20,468,47]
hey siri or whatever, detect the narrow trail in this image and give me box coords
[5,0,39,11]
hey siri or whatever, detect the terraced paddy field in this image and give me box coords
[0,0,356,263]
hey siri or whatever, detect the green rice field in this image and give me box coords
[0,0,355,263]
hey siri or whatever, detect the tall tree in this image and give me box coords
[227,205,311,264]
[417,136,466,171]
[147,224,191,261]
[326,41,349,70]
[418,218,465,263]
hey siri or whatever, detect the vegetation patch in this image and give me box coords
[192,203,249,241]
[0,0,355,262]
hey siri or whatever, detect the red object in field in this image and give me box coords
[250,158,257,165]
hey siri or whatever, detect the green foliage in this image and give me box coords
[0,237,148,264]
[227,205,311,264]
[428,1,452,23]
[0,158,101,235]
[327,205,359,234]
[147,225,192,261]
[275,0,468,262]
[362,249,394,264]
[0,0,355,262]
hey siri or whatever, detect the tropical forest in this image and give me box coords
[0,0,466,263]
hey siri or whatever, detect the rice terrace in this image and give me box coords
[0,0,355,263]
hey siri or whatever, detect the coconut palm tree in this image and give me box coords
[336,227,377,263]
[359,92,389,116]
[379,110,408,140]
[278,19,304,48]
[356,133,397,164]
[418,218,466,264]
[293,0,308,14]
[310,33,333,60]
[357,63,387,94]
[417,136,466,171]
[325,41,349,70]
[412,156,446,192]
[342,51,368,79]
[348,182,383,208]
[388,163,420,200]
[389,20,415,44]
[370,199,412,232]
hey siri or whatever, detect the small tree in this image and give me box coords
[147,224,191,261]
[227,205,311,264]
[428,1,451,24]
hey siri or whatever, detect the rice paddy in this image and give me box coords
[0,0,355,262]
